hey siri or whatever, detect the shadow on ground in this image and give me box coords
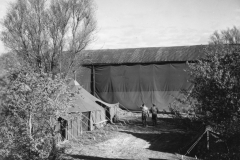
[63,116,201,160]
[118,117,198,154]
[149,159,173,160]
[65,154,170,160]
[119,130,193,154]
[64,154,129,160]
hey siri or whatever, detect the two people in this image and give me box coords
[140,103,159,126]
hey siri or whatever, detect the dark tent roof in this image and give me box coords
[67,80,119,113]
[67,80,104,113]
[82,45,207,65]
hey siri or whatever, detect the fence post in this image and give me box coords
[207,129,209,150]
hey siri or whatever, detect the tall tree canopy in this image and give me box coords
[1,0,96,76]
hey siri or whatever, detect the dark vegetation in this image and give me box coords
[0,0,96,159]
[170,27,240,159]
[0,64,77,159]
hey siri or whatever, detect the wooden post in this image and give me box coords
[70,119,73,139]
[92,65,95,96]
[90,111,92,131]
[69,120,72,140]
[66,121,68,140]
[77,117,79,137]
[80,113,82,135]
[78,116,81,135]
[207,129,209,150]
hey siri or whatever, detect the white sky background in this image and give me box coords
[0,0,239,54]
[89,0,240,49]
[0,0,15,55]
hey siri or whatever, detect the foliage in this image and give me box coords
[170,45,240,159]
[0,65,74,160]
[187,45,240,134]
[209,26,240,45]
[0,0,94,158]
[0,52,20,77]
[1,0,96,77]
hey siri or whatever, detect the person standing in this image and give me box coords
[140,103,149,127]
[151,104,159,126]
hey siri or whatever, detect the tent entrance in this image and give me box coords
[96,101,110,121]
[58,117,67,141]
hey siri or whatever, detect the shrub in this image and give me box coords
[170,45,240,159]
[0,65,73,160]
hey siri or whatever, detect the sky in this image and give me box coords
[0,0,240,54]
[89,0,240,49]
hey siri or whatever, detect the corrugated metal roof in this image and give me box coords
[82,45,207,65]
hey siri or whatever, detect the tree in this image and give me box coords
[170,45,240,159]
[0,52,20,77]
[209,26,240,45]
[1,0,96,77]
[0,64,75,160]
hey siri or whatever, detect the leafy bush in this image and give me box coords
[170,45,240,159]
[0,65,73,160]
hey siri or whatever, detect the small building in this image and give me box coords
[57,80,119,141]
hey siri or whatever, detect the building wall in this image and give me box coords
[76,66,91,92]
[92,63,192,111]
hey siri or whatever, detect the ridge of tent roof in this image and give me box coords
[81,45,208,65]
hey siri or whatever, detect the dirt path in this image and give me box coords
[63,116,197,160]
[66,131,180,160]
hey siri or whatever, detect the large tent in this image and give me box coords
[68,80,119,122]
[57,80,119,141]
[76,45,207,111]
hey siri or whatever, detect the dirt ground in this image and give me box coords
[61,114,199,160]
